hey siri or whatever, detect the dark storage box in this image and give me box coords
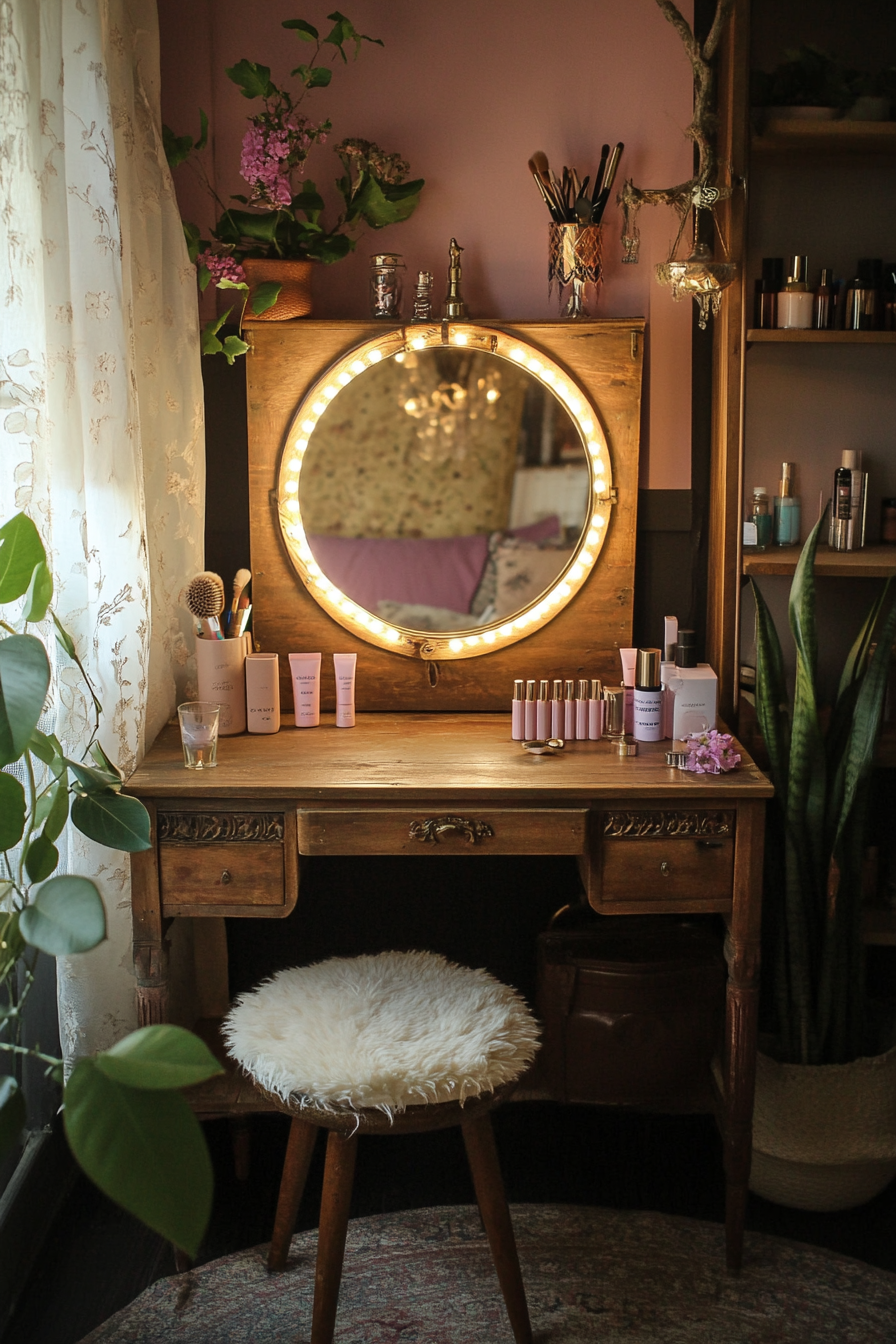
[536,918,726,1106]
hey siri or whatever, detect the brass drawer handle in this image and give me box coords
[697,839,725,850]
[409,815,495,845]
[660,861,671,877]
[221,869,233,885]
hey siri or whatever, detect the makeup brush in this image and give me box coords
[593,141,624,224]
[591,144,610,207]
[184,570,226,639]
[227,567,251,637]
[531,150,564,217]
[528,158,560,219]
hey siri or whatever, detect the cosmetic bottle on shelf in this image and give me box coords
[551,679,564,738]
[813,270,833,331]
[773,462,801,547]
[777,255,813,330]
[511,680,524,740]
[537,679,550,739]
[830,450,867,552]
[525,679,537,739]
[564,679,576,740]
[749,486,772,551]
[576,680,589,740]
[632,649,663,743]
[588,679,603,739]
[756,257,783,328]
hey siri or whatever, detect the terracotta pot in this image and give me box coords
[749,1044,896,1211]
[242,258,314,321]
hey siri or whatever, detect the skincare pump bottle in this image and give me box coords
[524,679,537,739]
[830,450,867,552]
[633,649,663,742]
[773,462,801,547]
[511,680,524,740]
[777,255,813,330]
[668,631,718,739]
[551,679,564,738]
[564,679,576,740]
[537,679,550,739]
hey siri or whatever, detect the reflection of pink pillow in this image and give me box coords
[510,515,561,544]
[307,533,490,614]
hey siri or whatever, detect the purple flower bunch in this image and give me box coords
[240,110,330,210]
[684,729,741,774]
[196,249,246,286]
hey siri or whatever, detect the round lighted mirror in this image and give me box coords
[276,323,614,659]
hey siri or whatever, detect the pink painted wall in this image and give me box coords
[157,0,695,489]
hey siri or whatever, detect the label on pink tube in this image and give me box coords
[288,652,321,728]
[511,702,524,740]
[333,653,356,727]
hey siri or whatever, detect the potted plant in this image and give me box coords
[0,511,222,1258]
[751,44,851,122]
[164,12,425,362]
[749,513,896,1210]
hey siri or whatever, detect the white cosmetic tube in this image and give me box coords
[333,652,357,728]
[289,652,321,727]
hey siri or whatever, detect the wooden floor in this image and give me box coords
[6,1101,896,1344]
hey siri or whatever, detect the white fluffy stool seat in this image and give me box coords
[223,949,540,1118]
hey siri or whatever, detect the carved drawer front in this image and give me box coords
[591,810,735,913]
[297,808,588,856]
[157,811,297,917]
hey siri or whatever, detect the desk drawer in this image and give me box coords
[156,809,298,917]
[298,808,588,856]
[589,809,735,913]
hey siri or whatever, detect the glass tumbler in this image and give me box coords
[177,701,220,769]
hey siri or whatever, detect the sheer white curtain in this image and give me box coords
[0,0,204,1058]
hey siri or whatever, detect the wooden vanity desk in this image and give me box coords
[128,318,772,1272]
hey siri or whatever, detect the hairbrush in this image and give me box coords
[183,571,226,639]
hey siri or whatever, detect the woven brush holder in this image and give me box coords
[548,224,603,319]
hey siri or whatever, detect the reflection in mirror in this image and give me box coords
[277,324,613,660]
[299,348,590,633]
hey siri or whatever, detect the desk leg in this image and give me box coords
[131,802,170,1026]
[722,798,765,1274]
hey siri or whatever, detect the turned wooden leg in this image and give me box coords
[173,1248,192,1274]
[462,1113,533,1344]
[311,1130,358,1344]
[230,1117,251,1182]
[268,1118,319,1271]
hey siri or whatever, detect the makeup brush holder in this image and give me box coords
[548,224,603,319]
[195,634,252,735]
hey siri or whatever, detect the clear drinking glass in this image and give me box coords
[177,701,220,769]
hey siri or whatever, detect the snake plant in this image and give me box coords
[751,511,896,1066]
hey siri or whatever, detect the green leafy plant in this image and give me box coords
[751,45,851,111]
[0,511,222,1257]
[164,11,425,363]
[751,513,896,1066]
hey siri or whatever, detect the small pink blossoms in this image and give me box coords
[684,729,741,774]
[196,250,246,286]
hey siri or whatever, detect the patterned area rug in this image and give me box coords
[80,1204,896,1343]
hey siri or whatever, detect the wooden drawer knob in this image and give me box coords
[660,861,671,877]
[221,869,233,885]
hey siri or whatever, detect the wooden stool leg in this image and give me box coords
[462,1113,533,1344]
[311,1130,358,1344]
[229,1117,251,1182]
[269,1117,319,1271]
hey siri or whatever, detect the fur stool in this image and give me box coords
[223,950,540,1344]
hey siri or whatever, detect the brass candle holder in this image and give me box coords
[548,224,602,319]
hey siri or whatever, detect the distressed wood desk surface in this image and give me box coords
[127,714,772,803]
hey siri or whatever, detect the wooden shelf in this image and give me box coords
[743,545,896,578]
[863,907,896,946]
[752,119,896,154]
[747,330,896,346]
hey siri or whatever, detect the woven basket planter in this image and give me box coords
[242,258,314,320]
[749,1044,896,1211]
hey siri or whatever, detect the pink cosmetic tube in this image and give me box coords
[551,680,563,738]
[588,679,603,739]
[333,652,357,728]
[619,647,636,735]
[576,679,588,739]
[564,679,576,740]
[536,680,550,739]
[511,680,524,740]
[289,652,321,727]
[524,680,537,739]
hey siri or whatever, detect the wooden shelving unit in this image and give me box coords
[863,907,896,946]
[743,544,896,578]
[752,119,896,155]
[746,330,896,345]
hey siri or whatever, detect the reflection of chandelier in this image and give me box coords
[397,350,502,464]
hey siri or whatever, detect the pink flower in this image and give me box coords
[684,729,741,774]
[197,250,246,285]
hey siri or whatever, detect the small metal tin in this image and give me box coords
[665,749,689,769]
[522,738,566,755]
[615,739,638,756]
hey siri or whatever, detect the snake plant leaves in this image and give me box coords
[0,771,26,850]
[70,791,151,853]
[64,1060,214,1258]
[0,513,44,603]
[0,634,51,766]
[95,1025,223,1091]
[19,875,106,955]
[0,1077,26,1161]
[833,593,896,855]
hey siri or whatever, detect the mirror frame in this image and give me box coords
[275,322,614,660]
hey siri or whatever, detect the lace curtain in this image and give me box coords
[0,0,204,1059]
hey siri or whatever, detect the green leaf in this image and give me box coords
[749,577,790,800]
[23,561,53,623]
[64,1060,214,1257]
[89,740,123,782]
[0,911,26,978]
[196,109,209,153]
[0,634,51,766]
[291,63,332,88]
[96,1025,223,1091]
[42,778,70,843]
[162,124,193,171]
[70,791,151,852]
[51,611,77,661]
[0,772,26,850]
[250,281,281,316]
[223,208,285,247]
[283,17,318,40]
[0,1078,26,1160]
[29,728,60,766]
[64,757,121,795]
[833,593,896,852]
[220,334,251,365]
[225,59,273,99]
[216,278,249,293]
[183,221,202,265]
[0,513,45,603]
[20,875,106,954]
[24,834,59,883]
[200,310,232,358]
[323,11,383,60]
